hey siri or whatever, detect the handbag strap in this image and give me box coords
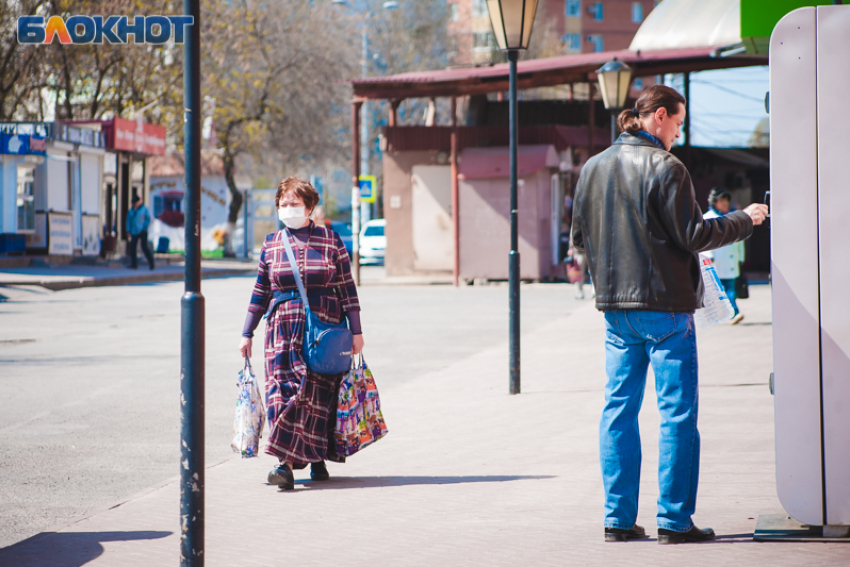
[280,230,312,315]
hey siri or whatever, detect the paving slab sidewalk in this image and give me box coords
[1,287,848,567]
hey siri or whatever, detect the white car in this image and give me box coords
[359,219,386,265]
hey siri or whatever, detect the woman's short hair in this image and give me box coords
[708,187,732,206]
[275,176,320,210]
[617,84,686,135]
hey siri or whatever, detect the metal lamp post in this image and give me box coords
[181,0,204,565]
[485,0,539,395]
[595,59,633,144]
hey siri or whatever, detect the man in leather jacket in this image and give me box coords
[571,85,768,544]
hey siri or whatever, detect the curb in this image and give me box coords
[0,268,254,291]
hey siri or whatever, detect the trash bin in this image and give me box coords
[156,236,170,254]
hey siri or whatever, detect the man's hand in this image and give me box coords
[239,337,252,359]
[743,203,769,226]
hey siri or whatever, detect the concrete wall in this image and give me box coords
[383,150,439,276]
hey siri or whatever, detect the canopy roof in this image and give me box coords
[629,0,742,52]
[351,46,767,101]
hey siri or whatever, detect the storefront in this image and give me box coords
[0,126,47,254]
[98,117,166,256]
[32,123,107,256]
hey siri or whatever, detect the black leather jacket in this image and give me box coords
[571,133,753,312]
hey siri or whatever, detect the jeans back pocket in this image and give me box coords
[632,312,677,342]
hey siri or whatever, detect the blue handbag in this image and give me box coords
[281,230,353,375]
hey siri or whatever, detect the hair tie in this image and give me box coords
[631,108,640,117]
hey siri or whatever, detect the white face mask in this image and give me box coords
[278,205,308,229]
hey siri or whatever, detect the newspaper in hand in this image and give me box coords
[694,257,735,328]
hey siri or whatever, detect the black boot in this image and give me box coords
[604,524,648,542]
[657,526,716,544]
[310,461,330,481]
[267,462,294,490]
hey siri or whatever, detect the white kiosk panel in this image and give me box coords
[769,7,823,525]
[816,5,850,526]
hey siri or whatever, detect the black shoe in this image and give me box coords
[267,463,294,490]
[128,265,138,270]
[657,526,716,545]
[310,461,330,481]
[149,264,155,270]
[605,524,648,542]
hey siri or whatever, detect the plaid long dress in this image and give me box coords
[246,222,360,467]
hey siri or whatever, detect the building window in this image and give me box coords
[473,31,495,51]
[587,34,603,52]
[450,2,459,22]
[565,0,581,17]
[16,164,35,232]
[589,2,603,20]
[632,2,643,23]
[563,33,581,51]
[472,0,488,17]
[633,78,644,90]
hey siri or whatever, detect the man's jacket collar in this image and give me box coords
[614,132,666,150]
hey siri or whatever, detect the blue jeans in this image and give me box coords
[719,278,739,315]
[601,310,700,532]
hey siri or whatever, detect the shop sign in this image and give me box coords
[48,212,73,255]
[0,122,50,137]
[52,123,106,148]
[0,133,47,155]
[110,117,166,155]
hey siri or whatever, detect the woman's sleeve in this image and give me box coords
[245,239,273,335]
[332,232,361,314]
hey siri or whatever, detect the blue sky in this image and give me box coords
[665,66,770,148]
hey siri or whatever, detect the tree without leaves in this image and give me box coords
[199,0,357,253]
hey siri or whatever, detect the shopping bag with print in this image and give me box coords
[334,354,388,457]
[231,358,265,458]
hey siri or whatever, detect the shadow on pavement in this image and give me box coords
[287,474,556,490]
[0,530,172,567]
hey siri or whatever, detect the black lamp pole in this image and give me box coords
[181,0,205,565]
[508,49,520,395]
[610,111,618,144]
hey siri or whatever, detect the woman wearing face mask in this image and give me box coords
[239,176,364,490]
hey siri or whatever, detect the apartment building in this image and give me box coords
[448,0,658,66]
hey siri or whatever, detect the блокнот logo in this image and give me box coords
[18,16,194,45]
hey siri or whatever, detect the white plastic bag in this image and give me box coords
[694,256,735,328]
[231,358,265,458]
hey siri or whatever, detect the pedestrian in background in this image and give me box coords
[239,177,364,490]
[571,85,768,544]
[703,188,746,325]
[126,195,154,270]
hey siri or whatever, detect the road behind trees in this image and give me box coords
[0,275,582,548]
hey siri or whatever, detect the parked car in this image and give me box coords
[329,221,353,257]
[359,219,386,265]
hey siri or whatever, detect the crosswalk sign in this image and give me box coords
[358,175,377,203]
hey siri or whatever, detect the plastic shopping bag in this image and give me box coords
[231,358,265,458]
[334,355,388,457]
[694,257,735,329]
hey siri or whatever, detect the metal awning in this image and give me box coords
[351,46,767,101]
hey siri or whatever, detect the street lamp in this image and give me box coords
[181,0,205,565]
[485,0,538,395]
[595,59,633,143]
